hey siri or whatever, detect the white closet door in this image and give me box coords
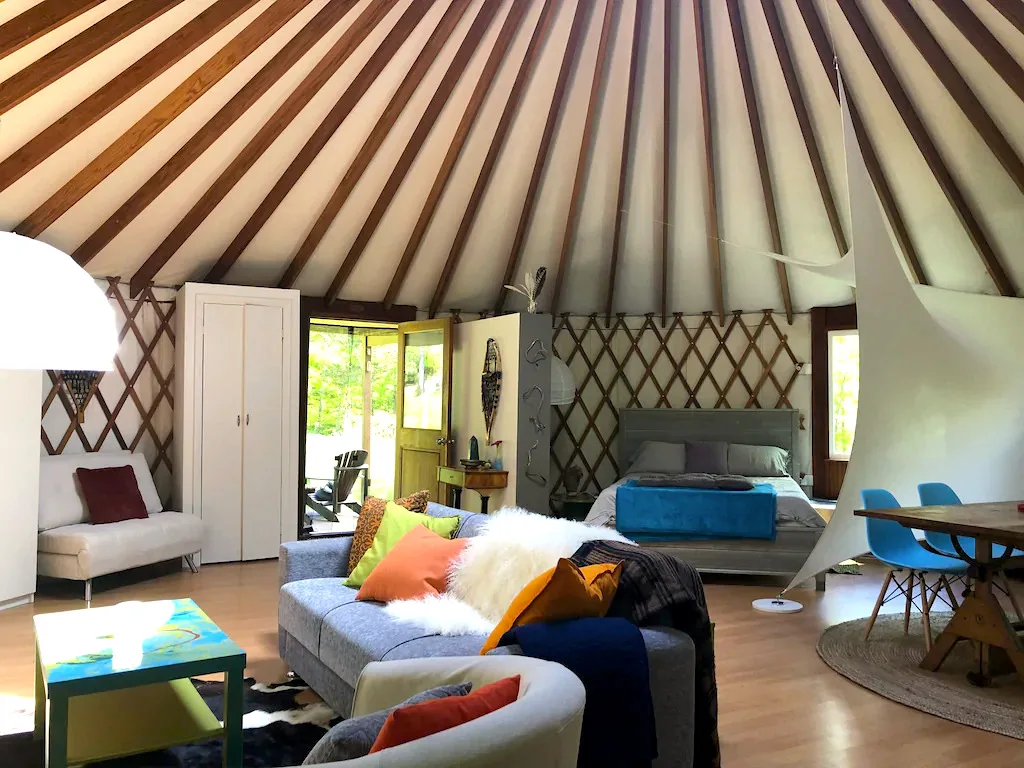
[241,304,285,561]
[200,303,245,563]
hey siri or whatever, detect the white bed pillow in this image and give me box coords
[728,444,789,477]
[626,441,686,475]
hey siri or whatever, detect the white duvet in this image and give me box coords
[584,474,825,530]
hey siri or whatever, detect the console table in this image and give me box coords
[437,467,508,514]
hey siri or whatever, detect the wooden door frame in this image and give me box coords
[811,303,857,500]
[297,298,415,539]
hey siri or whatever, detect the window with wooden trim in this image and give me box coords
[827,330,859,460]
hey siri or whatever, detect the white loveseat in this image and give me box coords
[38,451,204,600]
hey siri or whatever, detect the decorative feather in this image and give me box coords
[533,267,547,299]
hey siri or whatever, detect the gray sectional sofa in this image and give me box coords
[279,502,697,768]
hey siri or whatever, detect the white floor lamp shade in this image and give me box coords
[0,232,117,371]
[550,356,576,405]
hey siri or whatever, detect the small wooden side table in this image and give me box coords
[438,467,508,514]
[550,492,597,521]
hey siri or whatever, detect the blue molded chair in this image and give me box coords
[861,488,969,650]
[917,482,1023,620]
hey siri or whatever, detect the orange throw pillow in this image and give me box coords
[479,559,622,654]
[369,675,521,753]
[346,490,430,575]
[356,526,467,603]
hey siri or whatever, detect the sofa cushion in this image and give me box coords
[75,465,149,524]
[279,579,359,654]
[424,503,487,539]
[36,511,203,580]
[39,451,163,531]
[381,633,487,661]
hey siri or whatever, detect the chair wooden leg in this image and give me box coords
[943,576,959,611]
[904,571,915,634]
[865,569,894,641]
[999,573,1023,622]
[920,576,933,653]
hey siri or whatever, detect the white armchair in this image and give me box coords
[303,656,585,767]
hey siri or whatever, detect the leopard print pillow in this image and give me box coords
[346,490,430,575]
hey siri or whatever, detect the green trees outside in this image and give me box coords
[830,332,860,457]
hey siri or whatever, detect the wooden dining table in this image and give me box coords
[855,501,1024,686]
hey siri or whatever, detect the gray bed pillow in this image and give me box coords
[302,682,472,764]
[626,441,686,475]
[728,443,789,477]
[683,441,728,475]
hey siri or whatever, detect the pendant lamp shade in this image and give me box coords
[550,356,576,406]
[0,233,117,371]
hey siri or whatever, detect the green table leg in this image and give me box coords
[45,694,68,768]
[222,665,243,767]
[34,644,45,740]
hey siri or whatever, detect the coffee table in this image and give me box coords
[34,598,246,767]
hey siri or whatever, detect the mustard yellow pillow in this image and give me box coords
[479,559,622,654]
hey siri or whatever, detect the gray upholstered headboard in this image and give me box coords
[618,408,801,478]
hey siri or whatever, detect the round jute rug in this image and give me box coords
[818,613,1024,739]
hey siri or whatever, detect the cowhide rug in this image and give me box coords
[0,677,339,768]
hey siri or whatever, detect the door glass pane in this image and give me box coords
[828,330,860,459]
[403,330,444,430]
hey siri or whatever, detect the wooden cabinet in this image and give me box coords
[174,284,299,564]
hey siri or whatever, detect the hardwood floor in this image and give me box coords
[0,561,1020,766]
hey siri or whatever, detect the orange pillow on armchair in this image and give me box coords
[356,525,467,603]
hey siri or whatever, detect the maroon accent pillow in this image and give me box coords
[75,466,149,525]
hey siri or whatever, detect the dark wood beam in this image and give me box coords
[128,0,400,296]
[603,0,644,326]
[0,0,259,194]
[0,0,105,60]
[218,0,473,287]
[660,0,673,326]
[885,0,1024,196]
[492,0,591,315]
[931,0,1024,103]
[384,0,531,306]
[796,0,928,285]
[726,0,792,324]
[428,0,559,317]
[693,0,725,324]
[0,0,182,116]
[270,0,477,290]
[73,0,368,267]
[759,0,847,256]
[989,0,1024,35]
[323,0,506,302]
[548,0,616,317]
[17,0,313,239]
[837,0,1016,296]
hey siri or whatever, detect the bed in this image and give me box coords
[584,408,827,590]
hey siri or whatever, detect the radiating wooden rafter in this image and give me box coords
[548,0,616,317]
[128,0,406,296]
[660,0,673,327]
[989,0,1024,36]
[17,0,315,239]
[836,0,1016,296]
[72,0,368,267]
[692,0,725,325]
[492,0,591,315]
[725,0,793,324]
[759,0,847,256]
[0,0,105,60]
[0,0,259,194]
[215,0,475,287]
[323,0,507,302]
[0,0,182,116]
[795,0,927,285]
[884,0,1024,197]
[603,0,645,326]
[384,0,532,306]
[427,0,560,317]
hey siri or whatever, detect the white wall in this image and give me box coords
[0,370,42,607]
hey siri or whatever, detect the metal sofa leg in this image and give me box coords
[184,554,199,574]
[85,579,92,603]
[815,573,826,592]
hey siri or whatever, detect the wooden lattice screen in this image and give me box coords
[40,279,176,501]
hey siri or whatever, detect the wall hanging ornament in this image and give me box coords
[481,338,502,444]
[504,267,546,313]
[59,370,101,423]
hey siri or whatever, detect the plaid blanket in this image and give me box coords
[571,541,720,768]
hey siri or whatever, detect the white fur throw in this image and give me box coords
[384,593,495,636]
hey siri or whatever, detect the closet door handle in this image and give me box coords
[237,415,240,427]
[246,414,250,425]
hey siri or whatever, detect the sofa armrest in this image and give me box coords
[279,537,354,585]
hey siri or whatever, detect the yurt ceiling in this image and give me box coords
[1,0,1022,320]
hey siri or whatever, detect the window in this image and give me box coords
[828,330,860,459]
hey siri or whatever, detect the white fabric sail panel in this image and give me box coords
[718,238,857,288]
[786,90,1024,590]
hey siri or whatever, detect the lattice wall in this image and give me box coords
[40,279,176,502]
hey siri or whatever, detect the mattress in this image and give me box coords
[585,473,824,532]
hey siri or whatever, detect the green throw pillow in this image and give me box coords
[345,502,460,587]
